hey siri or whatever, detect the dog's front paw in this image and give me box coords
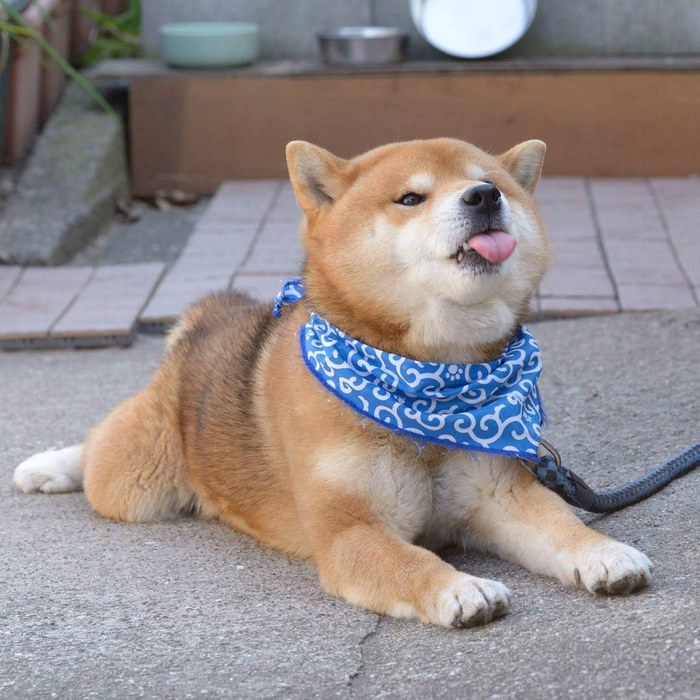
[426,574,511,628]
[567,540,653,595]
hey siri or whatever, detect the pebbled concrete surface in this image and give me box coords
[1,310,699,698]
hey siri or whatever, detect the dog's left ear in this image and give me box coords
[286,141,352,213]
[499,140,546,193]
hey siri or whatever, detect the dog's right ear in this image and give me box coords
[286,141,352,213]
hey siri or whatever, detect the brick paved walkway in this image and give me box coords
[1,177,698,349]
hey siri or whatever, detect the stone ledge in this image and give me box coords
[0,84,128,265]
[86,55,700,84]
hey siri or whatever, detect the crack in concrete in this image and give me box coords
[347,614,382,697]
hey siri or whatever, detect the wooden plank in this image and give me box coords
[50,263,164,338]
[131,72,700,195]
[0,266,23,299]
[0,267,92,342]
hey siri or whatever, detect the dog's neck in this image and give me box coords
[304,270,525,364]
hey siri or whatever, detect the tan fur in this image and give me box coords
[27,139,652,627]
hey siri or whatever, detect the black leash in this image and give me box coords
[530,439,700,513]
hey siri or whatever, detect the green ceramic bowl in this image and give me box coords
[159,22,260,68]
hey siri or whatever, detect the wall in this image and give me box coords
[141,0,700,61]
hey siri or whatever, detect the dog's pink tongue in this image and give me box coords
[467,231,516,264]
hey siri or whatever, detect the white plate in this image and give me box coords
[411,0,537,59]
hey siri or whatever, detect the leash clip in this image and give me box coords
[534,439,598,510]
[538,437,561,468]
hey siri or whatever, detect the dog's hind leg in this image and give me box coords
[80,375,195,523]
[14,444,84,494]
[14,367,196,524]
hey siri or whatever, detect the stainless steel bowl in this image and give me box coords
[318,27,408,65]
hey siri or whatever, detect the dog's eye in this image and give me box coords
[396,192,426,207]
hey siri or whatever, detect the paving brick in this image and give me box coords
[590,178,692,297]
[217,180,281,198]
[617,283,697,312]
[138,216,260,326]
[589,179,666,241]
[535,177,615,302]
[0,267,92,341]
[140,258,236,325]
[0,266,23,299]
[541,210,600,243]
[536,178,598,243]
[548,239,608,269]
[233,274,294,302]
[540,296,619,317]
[272,182,299,208]
[140,271,233,325]
[267,205,303,223]
[198,180,279,225]
[602,239,690,286]
[267,183,303,222]
[7,177,700,348]
[190,222,259,238]
[257,220,302,241]
[650,178,700,288]
[240,234,304,274]
[50,264,164,338]
[536,177,588,204]
[180,231,257,269]
[540,265,615,298]
[649,177,700,201]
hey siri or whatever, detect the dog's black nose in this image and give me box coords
[462,184,502,214]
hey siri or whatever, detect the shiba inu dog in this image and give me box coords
[14,138,652,628]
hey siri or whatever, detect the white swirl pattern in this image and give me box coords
[273,279,544,461]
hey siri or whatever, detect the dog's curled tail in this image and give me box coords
[13,445,83,494]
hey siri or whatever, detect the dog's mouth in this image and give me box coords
[450,230,516,267]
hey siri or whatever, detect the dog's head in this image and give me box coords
[287,138,551,362]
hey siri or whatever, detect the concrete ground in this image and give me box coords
[1,310,699,699]
[69,200,210,268]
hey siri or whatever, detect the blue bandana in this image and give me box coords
[273,278,544,462]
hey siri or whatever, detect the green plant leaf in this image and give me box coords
[0,5,117,117]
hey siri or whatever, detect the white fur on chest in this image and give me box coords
[315,442,513,546]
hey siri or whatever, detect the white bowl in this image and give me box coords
[411,0,537,59]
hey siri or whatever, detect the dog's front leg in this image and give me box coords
[450,454,653,594]
[295,478,510,628]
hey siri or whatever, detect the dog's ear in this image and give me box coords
[499,140,546,193]
[286,141,352,213]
